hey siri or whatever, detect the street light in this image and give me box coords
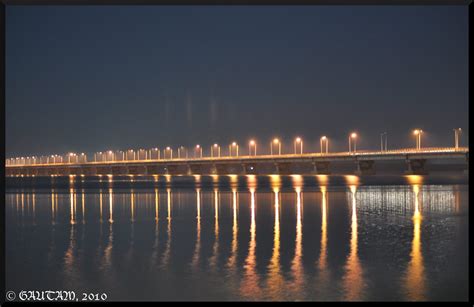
[320,136,329,154]
[249,140,257,156]
[349,133,357,153]
[294,137,303,154]
[178,146,187,159]
[271,138,281,155]
[454,128,462,149]
[229,142,239,157]
[211,144,221,158]
[164,147,173,159]
[380,132,387,152]
[413,129,423,150]
[107,150,115,162]
[194,145,203,158]
[150,148,160,160]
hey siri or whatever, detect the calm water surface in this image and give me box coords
[6,175,468,301]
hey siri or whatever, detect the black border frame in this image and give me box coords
[0,0,471,305]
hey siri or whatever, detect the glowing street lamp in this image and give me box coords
[150,148,160,160]
[178,146,187,159]
[453,128,462,149]
[349,133,357,153]
[164,147,173,159]
[211,144,221,158]
[249,140,257,156]
[294,137,303,155]
[194,145,203,158]
[320,136,329,154]
[106,150,115,162]
[229,142,239,157]
[67,153,75,163]
[413,129,423,150]
[271,138,281,155]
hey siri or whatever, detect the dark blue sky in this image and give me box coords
[6,5,468,157]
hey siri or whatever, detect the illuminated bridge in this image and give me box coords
[6,147,469,177]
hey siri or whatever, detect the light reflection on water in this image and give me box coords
[5,175,468,301]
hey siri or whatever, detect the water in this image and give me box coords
[5,175,468,301]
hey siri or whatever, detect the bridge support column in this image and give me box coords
[274,163,280,174]
[210,164,218,175]
[187,165,193,175]
[311,161,331,175]
[405,159,428,175]
[355,160,375,175]
[243,163,257,174]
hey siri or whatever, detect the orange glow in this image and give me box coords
[295,137,301,142]
[214,143,218,147]
[345,175,360,187]
[191,188,201,269]
[266,187,283,300]
[232,142,237,146]
[316,174,329,186]
[289,187,304,294]
[273,138,280,144]
[351,132,357,138]
[240,188,261,299]
[342,185,364,300]
[227,188,239,270]
[154,188,159,222]
[318,186,328,270]
[406,175,423,185]
[249,140,255,145]
[108,189,114,223]
[404,184,425,300]
[321,136,327,140]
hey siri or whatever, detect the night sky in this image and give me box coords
[6,5,468,157]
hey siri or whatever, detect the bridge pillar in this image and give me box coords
[311,161,331,175]
[405,159,428,175]
[187,164,193,175]
[355,160,375,175]
[274,162,291,175]
[210,164,218,175]
[274,163,280,174]
[243,163,257,174]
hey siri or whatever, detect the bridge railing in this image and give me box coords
[6,146,468,167]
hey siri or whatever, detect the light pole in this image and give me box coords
[151,148,160,160]
[454,128,462,149]
[177,146,187,159]
[194,145,203,158]
[413,129,423,150]
[249,140,257,156]
[320,136,328,154]
[107,150,114,162]
[349,133,357,153]
[229,142,239,157]
[164,147,173,159]
[294,137,303,154]
[271,138,281,155]
[211,144,221,158]
[380,132,387,152]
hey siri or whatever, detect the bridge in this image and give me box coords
[5,147,469,177]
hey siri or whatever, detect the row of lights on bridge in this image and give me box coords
[6,128,463,166]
